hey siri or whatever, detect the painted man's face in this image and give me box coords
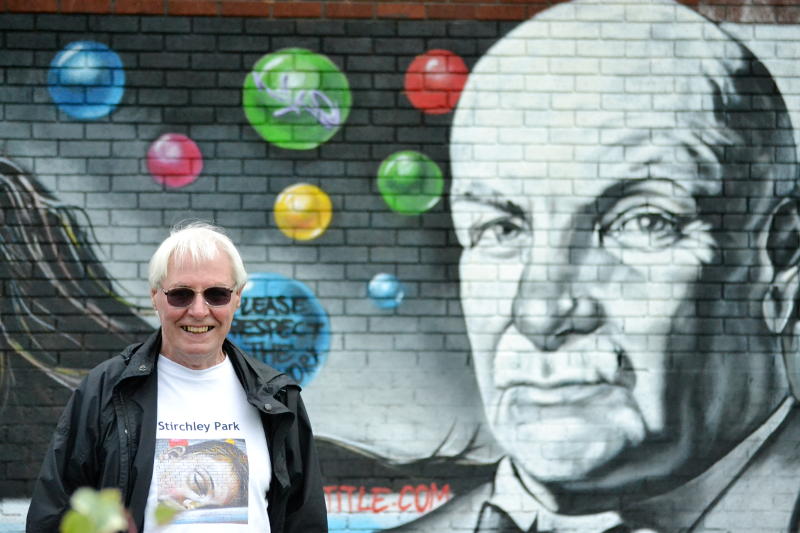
[451,110,789,499]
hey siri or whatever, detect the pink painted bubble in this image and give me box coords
[146,133,203,188]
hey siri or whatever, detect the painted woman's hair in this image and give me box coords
[0,156,152,405]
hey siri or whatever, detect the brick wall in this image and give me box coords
[4,0,800,22]
[1,1,800,531]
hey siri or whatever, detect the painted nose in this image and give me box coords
[512,261,604,351]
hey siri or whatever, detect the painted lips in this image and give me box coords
[507,382,620,406]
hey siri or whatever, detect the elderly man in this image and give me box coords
[26,222,327,532]
[395,1,800,532]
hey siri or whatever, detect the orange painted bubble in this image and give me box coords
[274,183,333,241]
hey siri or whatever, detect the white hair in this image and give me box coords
[148,221,248,290]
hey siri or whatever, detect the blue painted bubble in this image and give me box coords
[228,272,330,387]
[368,273,405,309]
[47,41,125,120]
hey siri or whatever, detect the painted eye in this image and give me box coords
[601,206,683,251]
[188,468,214,497]
[469,215,527,249]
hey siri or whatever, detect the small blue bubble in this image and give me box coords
[368,273,405,309]
[47,41,125,120]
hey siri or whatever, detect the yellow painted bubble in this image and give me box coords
[274,183,333,241]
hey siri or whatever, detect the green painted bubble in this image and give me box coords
[243,48,351,150]
[377,151,444,215]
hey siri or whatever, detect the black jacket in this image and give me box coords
[26,330,328,532]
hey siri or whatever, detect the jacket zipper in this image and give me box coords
[112,390,133,504]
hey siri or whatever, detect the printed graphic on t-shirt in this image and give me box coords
[155,438,249,525]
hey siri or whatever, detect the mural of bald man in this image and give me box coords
[392,0,800,531]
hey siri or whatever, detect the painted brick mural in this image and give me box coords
[1,0,800,531]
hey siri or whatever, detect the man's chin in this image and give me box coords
[166,338,224,361]
[502,429,631,484]
[491,406,650,497]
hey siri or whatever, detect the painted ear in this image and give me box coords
[764,268,800,334]
[763,198,800,334]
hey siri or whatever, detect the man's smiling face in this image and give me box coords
[152,251,241,369]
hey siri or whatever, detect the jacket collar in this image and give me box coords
[115,329,161,384]
[114,329,296,397]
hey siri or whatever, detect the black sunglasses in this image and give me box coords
[161,286,234,308]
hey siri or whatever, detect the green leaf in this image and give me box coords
[154,503,181,526]
[60,510,95,533]
[64,487,128,533]
[68,488,97,516]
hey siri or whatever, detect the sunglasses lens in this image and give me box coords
[163,287,233,307]
[165,288,195,307]
[204,287,233,306]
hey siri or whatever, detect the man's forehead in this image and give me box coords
[165,251,233,279]
[451,138,726,205]
[452,76,736,177]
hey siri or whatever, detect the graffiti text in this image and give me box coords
[251,71,340,130]
[324,484,451,514]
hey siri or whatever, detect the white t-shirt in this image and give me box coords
[142,355,272,532]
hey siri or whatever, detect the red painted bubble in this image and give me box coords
[147,133,203,188]
[404,49,468,115]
